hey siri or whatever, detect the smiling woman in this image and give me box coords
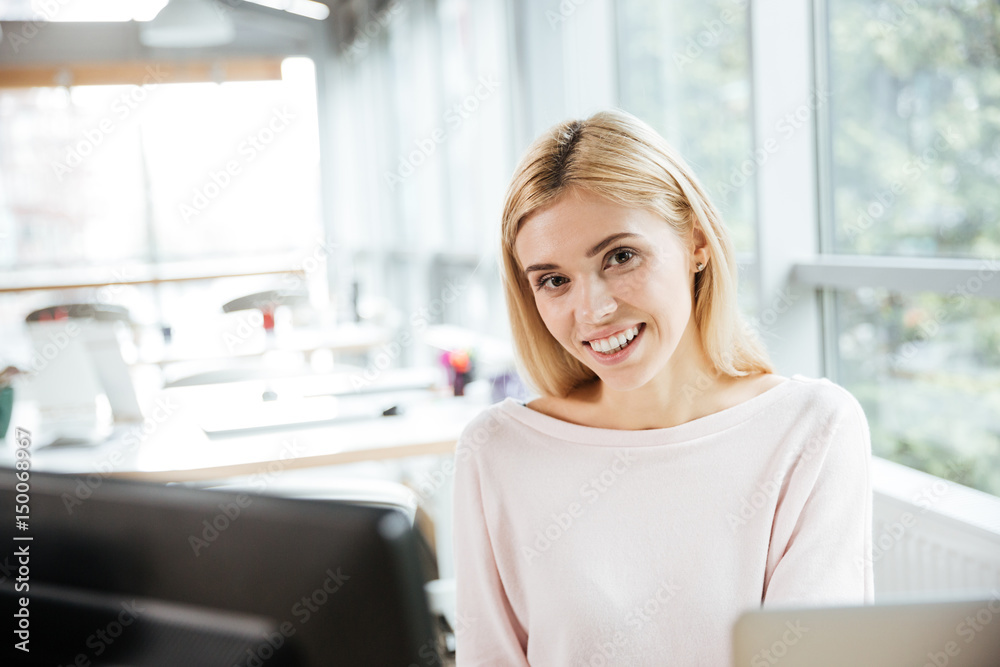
[503,110,775,430]
[452,109,874,666]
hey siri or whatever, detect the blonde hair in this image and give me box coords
[500,108,773,397]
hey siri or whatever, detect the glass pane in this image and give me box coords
[616,0,755,255]
[145,58,323,260]
[331,0,513,346]
[835,287,1000,497]
[0,86,150,268]
[387,0,446,252]
[439,0,510,254]
[0,58,323,270]
[827,0,1000,257]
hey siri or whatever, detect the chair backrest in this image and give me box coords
[197,475,421,527]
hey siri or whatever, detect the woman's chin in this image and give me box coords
[591,368,651,394]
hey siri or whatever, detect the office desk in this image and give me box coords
[148,322,393,369]
[2,370,488,588]
[0,375,489,484]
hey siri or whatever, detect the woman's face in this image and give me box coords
[514,187,707,393]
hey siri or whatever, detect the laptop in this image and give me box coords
[732,596,1000,666]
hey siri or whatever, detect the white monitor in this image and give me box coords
[20,317,143,445]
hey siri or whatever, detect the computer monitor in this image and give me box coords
[1,468,442,666]
[732,597,1000,667]
[21,312,144,445]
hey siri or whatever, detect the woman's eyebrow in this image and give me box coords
[523,232,641,275]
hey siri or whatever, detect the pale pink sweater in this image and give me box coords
[452,374,873,666]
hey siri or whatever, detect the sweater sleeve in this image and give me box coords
[452,423,530,666]
[762,387,874,607]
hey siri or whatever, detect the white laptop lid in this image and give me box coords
[732,596,1000,667]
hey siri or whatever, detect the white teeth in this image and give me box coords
[590,326,641,354]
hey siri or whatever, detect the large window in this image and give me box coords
[0,58,325,371]
[616,0,758,313]
[327,0,514,368]
[614,0,1000,497]
[828,0,1000,258]
[616,0,755,254]
[835,288,1000,495]
[0,58,321,268]
[824,0,1000,496]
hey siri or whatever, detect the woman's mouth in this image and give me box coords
[584,323,645,363]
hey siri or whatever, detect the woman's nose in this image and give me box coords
[575,275,617,322]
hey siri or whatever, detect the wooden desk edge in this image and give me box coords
[104,439,458,484]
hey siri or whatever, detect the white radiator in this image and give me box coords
[871,457,1000,600]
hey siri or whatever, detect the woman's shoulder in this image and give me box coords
[457,397,525,446]
[720,372,789,407]
[780,374,870,431]
[786,373,864,406]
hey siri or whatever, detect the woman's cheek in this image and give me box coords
[615,269,646,299]
[535,300,566,341]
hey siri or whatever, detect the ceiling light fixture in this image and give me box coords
[139,0,236,48]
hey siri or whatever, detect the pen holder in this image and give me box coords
[440,349,474,397]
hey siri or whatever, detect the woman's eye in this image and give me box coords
[608,249,634,266]
[538,275,567,289]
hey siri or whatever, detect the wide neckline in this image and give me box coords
[499,374,813,446]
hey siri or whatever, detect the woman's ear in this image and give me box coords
[691,221,710,269]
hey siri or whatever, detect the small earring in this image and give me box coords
[696,262,704,272]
